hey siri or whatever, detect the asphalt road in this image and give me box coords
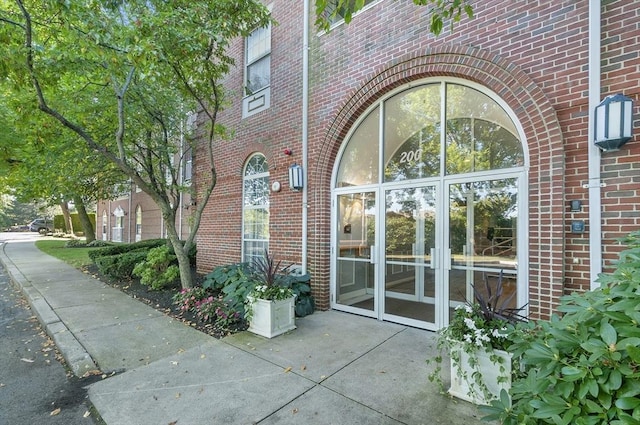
[0,234,103,424]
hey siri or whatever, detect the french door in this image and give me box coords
[331,80,526,330]
[333,184,442,330]
[332,175,520,330]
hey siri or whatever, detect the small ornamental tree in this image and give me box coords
[0,1,272,289]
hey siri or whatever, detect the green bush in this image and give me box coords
[203,263,253,317]
[483,230,640,424]
[94,251,148,280]
[280,272,315,317]
[88,238,167,261]
[132,245,180,290]
[64,239,87,248]
[86,240,112,248]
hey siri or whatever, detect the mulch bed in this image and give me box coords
[81,264,248,339]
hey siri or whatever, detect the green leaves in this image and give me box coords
[495,231,640,424]
[315,0,474,35]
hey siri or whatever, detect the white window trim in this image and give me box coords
[242,5,273,118]
[241,154,270,262]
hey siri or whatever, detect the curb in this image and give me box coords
[0,241,99,377]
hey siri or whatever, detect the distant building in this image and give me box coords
[189,0,640,331]
[96,151,193,244]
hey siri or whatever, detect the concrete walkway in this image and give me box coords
[0,234,491,425]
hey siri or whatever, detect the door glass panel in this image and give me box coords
[384,186,436,323]
[336,192,376,310]
[448,178,518,319]
[384,85,441,182]
[336,107,380,188]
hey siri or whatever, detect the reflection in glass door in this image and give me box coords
[331,80,526,330]
[335,192,376,314]
[384,186,437,327]
[448,178,519,318]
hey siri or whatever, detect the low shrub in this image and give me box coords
[86,240,112,248]
[203,263,253,317]
[94,251,148,280]
[483,230,640,424]
[172,287,241,330]
[64,239,87,248]
[88,238,166,261]
[132,245,180,290]
[280,272,315,317]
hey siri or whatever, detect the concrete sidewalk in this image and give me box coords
[0,236,490,425]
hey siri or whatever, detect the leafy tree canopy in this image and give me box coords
[0,0,272,288]
[315,0,474,35]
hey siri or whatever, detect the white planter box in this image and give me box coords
[448,343,512,405]
[247,296,296,338]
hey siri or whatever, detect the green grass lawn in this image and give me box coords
[35,240,97,269]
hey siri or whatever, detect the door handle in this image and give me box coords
[430,248,437,269]
[370,245,376,264]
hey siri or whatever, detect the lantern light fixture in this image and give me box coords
[594,93,634,152]
[288,163,303,191]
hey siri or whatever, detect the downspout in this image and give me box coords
[587,0,602,289]
[301,0,310,273]
[128,182,132,243]
[108,200,111,241]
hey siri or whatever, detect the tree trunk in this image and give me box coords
[74,196,95,243]
[60,201,73,234]
[165,215,193,289]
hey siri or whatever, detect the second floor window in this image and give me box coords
[245,24,271,96]
[243,21,272,118]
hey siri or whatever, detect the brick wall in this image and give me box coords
[195,0,640,318]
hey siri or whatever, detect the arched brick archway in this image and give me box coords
[310,45,565,320]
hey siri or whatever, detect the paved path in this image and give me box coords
[0,234,492,425]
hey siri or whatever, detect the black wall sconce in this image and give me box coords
[594,93,634,152]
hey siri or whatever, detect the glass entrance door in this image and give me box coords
[383,185,438,328]
[335,192,377,315]
[447,178,519,318]
[331,80,526,330]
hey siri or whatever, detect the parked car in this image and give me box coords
[28,219,53,234]
[4,224,30,232]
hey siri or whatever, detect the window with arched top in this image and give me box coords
[135,205,142,242]
[242,154,269,263]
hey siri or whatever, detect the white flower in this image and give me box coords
[491,328,507,339]
[463,317,477,330]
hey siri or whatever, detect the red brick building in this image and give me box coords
[193,0,639,331]
[96,184,192,244]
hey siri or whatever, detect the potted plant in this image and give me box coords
[245,251,297,338]
[429,271,526,405]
